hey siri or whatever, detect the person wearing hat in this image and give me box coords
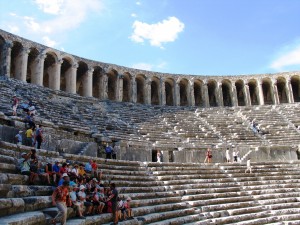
[92,186,105,214]
[51,180,70,225]
[18,152,37,184]
[78,185,93,216]
[58,173,69,186]
[69,184,85,219]
[124,197,133,220]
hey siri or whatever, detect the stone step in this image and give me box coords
[189,196,254,207]
[200,201,257,212]
[0,211,46,225]
[0,173,28,185]
[130,196,182,208]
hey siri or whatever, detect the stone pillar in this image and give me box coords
[145,77,151,105]
[161,78,166,106]
[189,80,195,106]
[99,72,107,100]
[244,83,251,106]
[231,85,238,106]
[174,81,180,106]
[257,79,264,105]
[1,41,12,77]
[49,59,62,90]
[16,47,30,82]
[217,81,224,107]
[117,74,124,102]
[202,81,209,107]
[271,79,279,105]
[131,75,137,103]
[286,77,294,103]
[66,63,77,94]
[82,68,93,97]
[32,53,46,86]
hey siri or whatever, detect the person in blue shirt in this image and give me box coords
[105,144,113,159]
[85,160,92,174]
[52,161,60,184]
[15,131,23,145]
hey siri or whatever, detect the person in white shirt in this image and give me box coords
[245,158,252,173]
[225,148,230,163]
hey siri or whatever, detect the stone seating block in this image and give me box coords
[23,196,52,211]
[0,211,46,225]
[0,183,11,197]
[0,198,25,217]
[8,185,54,198]
[0,162,17,173]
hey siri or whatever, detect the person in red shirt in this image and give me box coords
[59,163,68,176]
[51,180,70,225]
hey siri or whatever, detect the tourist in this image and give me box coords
[58,173,69,186]
[69,184,85,219]
[225,148,230,163]
[106,183,118,225]
[233,150,239,162]
[124,197,133,220]
[92,186,105,214]
[45,162,57,185]
[117,197,125,221]
[25,127,33,146]
[78,185,93,216]
[112,144,120,160]
[105,143,113,159]
[204,147,212,163]
[85,159,92,175]
[157,150,162,163]
[15,130,23,145]
[18,152,38,184]
[245,158,252,174]
[34,125,43,149]
[51,180,70,225]
[37,162,51,185]
[52,161,61,184]
[12,95,19,116]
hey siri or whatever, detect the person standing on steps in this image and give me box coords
[245,158,252,174]
[225,148,230,163]
[204,147,212,163]
[51,180,70,225]
[106,183,119,225]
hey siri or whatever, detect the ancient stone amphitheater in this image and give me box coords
[1,29,300,225]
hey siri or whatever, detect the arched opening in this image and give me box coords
[276,77,288,104]
[26,48,39,83]
[136,74,145,104]
[194,80,204,107]
[43,52,57,88]
[76,61,88,96]
[92,66,102,98]
[165,78,175,106]
[10,41,23,79]
[107,69,118,101]
[248,80,259,105]
[291,76,300,102]
[222,80,233,107]
[151,76,160,105]
[235,80,246,106]
[60,57,72,91]
[262,79,273,105]
[179,79,189,106]
[122,73,130,102]
[207,80,217,107]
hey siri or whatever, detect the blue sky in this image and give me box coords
[0,0,300,76]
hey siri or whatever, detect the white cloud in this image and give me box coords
[34,0,64,15]
[24,16,40,32]
[7,25,20,33]
[131,63,153,71]
[136,1,141,5]
[42,36,57,47]
[130,16,184,48]
[270,43,300,70]
[131,13,137,18]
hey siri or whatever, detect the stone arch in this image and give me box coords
[165,78,175,106]
[122,72,131,102]
[179,78,189,106]
[60,56,73,91]
[10,41,23,79]
[107,69,118,101]
[235,80,246,106]
[262,78,273,105]
[222,79,233,107]
[151,76,160,105]
[248,79,259,105]
[26,47,39,83]
[291,75,300,102]
[136,74,146,104]
[43,51,58,88]
[92,66,103,98]
[194,79,204,107]
[276,77,288,104]
[207,80,218,107]
[76,61,88,96]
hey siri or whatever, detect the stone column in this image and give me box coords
[82,68,93,97]
[116,74,123,102]
[244,83,251,106]
[131,75,137,103]
[32,53,46,86]
[257,79,264,105]
[161,78,166,106]
[145,77,151,105]
[49,59,62,90]
[66,63,77,94]
[189,80,195,106]
[286,77,294,103]
[231,85,238,106]
[202,81,209,107]
[217,81,224,107]
[174,81,180,106]
[99,72,107,100]
[1,41,12,77]
[271,78,279,105]
[16,47,30,82]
